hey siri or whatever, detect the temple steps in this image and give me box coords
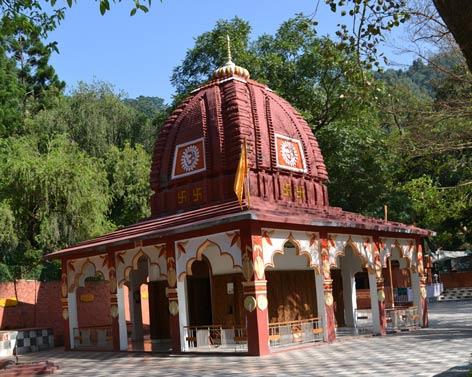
[437,287,472,301]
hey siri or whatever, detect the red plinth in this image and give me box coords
[63,317,71,351]
[111,317,120,351]
[246,302,270,356]
[169,312,181,353]
[325,303,336,343]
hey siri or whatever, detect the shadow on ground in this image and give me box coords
[434,362,471,377]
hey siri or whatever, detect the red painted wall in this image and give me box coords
[440,271,472,289]
[0,280,151,346]
[0,280,63,344]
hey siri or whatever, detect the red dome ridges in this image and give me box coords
[150,77,330,218]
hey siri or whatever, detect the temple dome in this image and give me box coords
[150,69,329,217]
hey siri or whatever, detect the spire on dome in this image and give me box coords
[226,34,232,63]
[213,35,250,80]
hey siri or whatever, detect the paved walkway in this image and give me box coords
[20,301,472,376]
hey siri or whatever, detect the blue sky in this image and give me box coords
[49,0,411,103]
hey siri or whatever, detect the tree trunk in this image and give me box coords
[433,0,472,72]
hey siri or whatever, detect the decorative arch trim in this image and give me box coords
[177,238,242,282]
[263,232,320,273]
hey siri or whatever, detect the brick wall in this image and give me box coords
[0,281,63,345]
[440,271,472,289]
[0,280,151,347]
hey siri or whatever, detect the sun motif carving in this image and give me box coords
[180,144,200,172]
[280,141,298,167]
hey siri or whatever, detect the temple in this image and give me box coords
[47,46,434,356]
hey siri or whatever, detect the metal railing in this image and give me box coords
[354,309,373,333]
[73,325,113,350]
[386,306,419,332]
[268,318,323,348]
[184,325,247,351]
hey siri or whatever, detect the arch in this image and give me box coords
[118,249,152,288]
[265,236,319,273]
[389,245,411,270]
[70,258,97,293]
[179,239,241,281]
[333,237,369,269]
[381,240,414,270]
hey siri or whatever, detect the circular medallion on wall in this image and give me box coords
[257,295,268,311]
[244,296,257,312]
[280,141,299,167]
[169,301,179,316]
[180,144,200,172]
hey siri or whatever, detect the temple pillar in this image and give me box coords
[148,263,160,342]
[67,290,78,349]
[107,251,120,351]
[341,268,357,327]
[148,281,159,342]
[165,240,181,353]
[117,285,128,350]
[60,260,71,351]
[368,272,382,334]
[372,238,387,335]
[319,234,336,342]
[411,271,422,322]
[128,271,144,341]
[416,239,429,327]
[314,272,328,341]
[177,279,189,351]
[241,222,270,356]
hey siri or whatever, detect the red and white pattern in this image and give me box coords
[275,134,306,173]
[172,138,206,179]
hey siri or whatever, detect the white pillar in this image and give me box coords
[341,268,357,327]
[411,271,424,326]
[177,279,189,351]
[368,272,381,335]
[315,272,328,341]
[68,292,78,349]
[117,285,128,350]
[129,272,144,341]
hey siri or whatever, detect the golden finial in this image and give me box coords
[213,34,250,80]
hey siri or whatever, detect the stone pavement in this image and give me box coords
[19,301,472,376]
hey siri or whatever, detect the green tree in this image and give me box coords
[1,15,64,115]
[0,48,23,136]
[0,135,113,279]
[30,81,161,156]
[104,143,151,227]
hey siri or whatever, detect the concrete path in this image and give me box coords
[19,301,472,376]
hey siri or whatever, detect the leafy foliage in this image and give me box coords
[0,135,113,278]
[105,143,152,227]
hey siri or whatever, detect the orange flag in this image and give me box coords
[234,140,249,209]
